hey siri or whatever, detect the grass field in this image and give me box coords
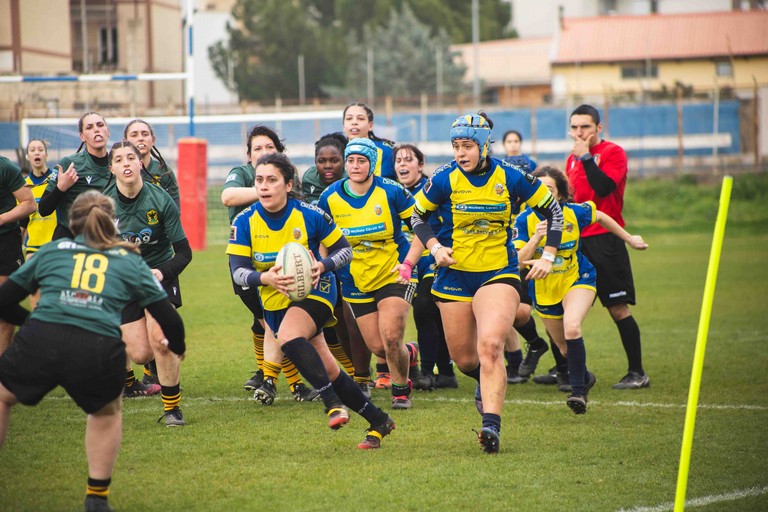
[1,175,767,511]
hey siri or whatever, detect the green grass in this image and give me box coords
[1,175,768,511]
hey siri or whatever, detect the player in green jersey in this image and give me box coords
[124,119,181,210]
[39,112,111,240]
[104,141,192,425]
[0,190,185,512]
[0,156,35,354]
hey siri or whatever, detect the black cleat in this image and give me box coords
[253,377,277,405]
[518,339,549,378]
[157,406,186,427]
[612,371,650,390]
[532,366,558,385]
[358,415,396,449]
[506,365,528,384]
[244,369,264,391]
[85,496,114,512]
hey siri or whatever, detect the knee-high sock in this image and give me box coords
[616,316,644,374]
[566,338,587,395]
[280,337,340,409]
[332,371,387,425]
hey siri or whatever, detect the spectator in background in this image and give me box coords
[565,104,650,390]
[502,129,537,173]
[342,103,396,179]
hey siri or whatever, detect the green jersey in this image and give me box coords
[0,156,26,235]
[104,183,186,269]
[145,159,181,210]
[46,151,111,226]
[301,165,348,205]
[9,235,167,338]
[223,163,255,223]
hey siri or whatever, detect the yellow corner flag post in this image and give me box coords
[674,176,733,512]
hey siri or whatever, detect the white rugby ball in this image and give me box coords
[276,242,314,302]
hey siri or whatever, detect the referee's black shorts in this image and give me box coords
[0,319,125,414]
[581,232,636,307]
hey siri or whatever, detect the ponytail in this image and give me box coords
[69,191,139,254]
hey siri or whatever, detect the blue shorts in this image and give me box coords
[532,272,596,319]
[432,265,520,302]
[263,273,338,336]
[417,253,436,281]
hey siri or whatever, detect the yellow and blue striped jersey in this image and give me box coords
[23,170,57,254]
[413,157,552,272]
[226,198,343,311]
[317,176,414,293]
[513,201,596,306]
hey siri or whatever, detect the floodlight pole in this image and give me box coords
[184,0,195,136]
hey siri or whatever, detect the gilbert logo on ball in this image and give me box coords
[277,242,313,302]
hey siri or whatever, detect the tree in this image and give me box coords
[328,4,467,99]
[208,0,513,102]
[209,0,348,102]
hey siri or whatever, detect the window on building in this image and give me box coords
[621,63,658,79]
[99,27,118,66]
[715,61,733,77]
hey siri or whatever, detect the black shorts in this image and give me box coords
[289,298,335,339]
[581,233,636,307]
[347,282,417,318]
[121,275,182,324]
[0,229,23,275]
[0,319,125,414]
[518,267,533,306]
[433,276,522,303]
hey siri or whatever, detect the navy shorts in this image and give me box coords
[0,320,125,414]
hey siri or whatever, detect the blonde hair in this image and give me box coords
[69,191,139,254]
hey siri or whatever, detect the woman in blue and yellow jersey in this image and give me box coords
[514,166,647,415]
[124,119,181,210]
[227,152,396,449]
[104,141,193,426]
[394,143,457,391]
[220,126,316,400]
[342,103,396,179]
[18,140,57,311]
[318,138,418,410]
[410,112,564,455]
[0,190,185,512]
[21,139,57,259]
[39,112,111,240]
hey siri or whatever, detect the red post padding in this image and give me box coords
[177,137,207,251]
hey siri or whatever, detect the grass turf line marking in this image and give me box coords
[616,485,768,512]
[43,395,768,411]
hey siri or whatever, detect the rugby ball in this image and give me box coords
[276,242,314,302]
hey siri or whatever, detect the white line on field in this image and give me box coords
[616,485,768,512]
[44,395,768,411]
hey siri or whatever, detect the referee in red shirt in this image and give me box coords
[565,105,650,390]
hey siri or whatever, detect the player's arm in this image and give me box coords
[0,279,31,325]
[317,235,351,274]
[154,238,193,282]
[220,169,258,207]
[0,186,36,227]
[581,155,617,197]
[524,188,564,280]
[144,298,185,356]
[596,210,648,250]
[229,254,263,288]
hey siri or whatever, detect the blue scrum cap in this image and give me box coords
[344,137,379,176]
[450,114,492,159]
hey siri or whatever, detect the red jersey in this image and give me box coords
[566,139,627,238]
